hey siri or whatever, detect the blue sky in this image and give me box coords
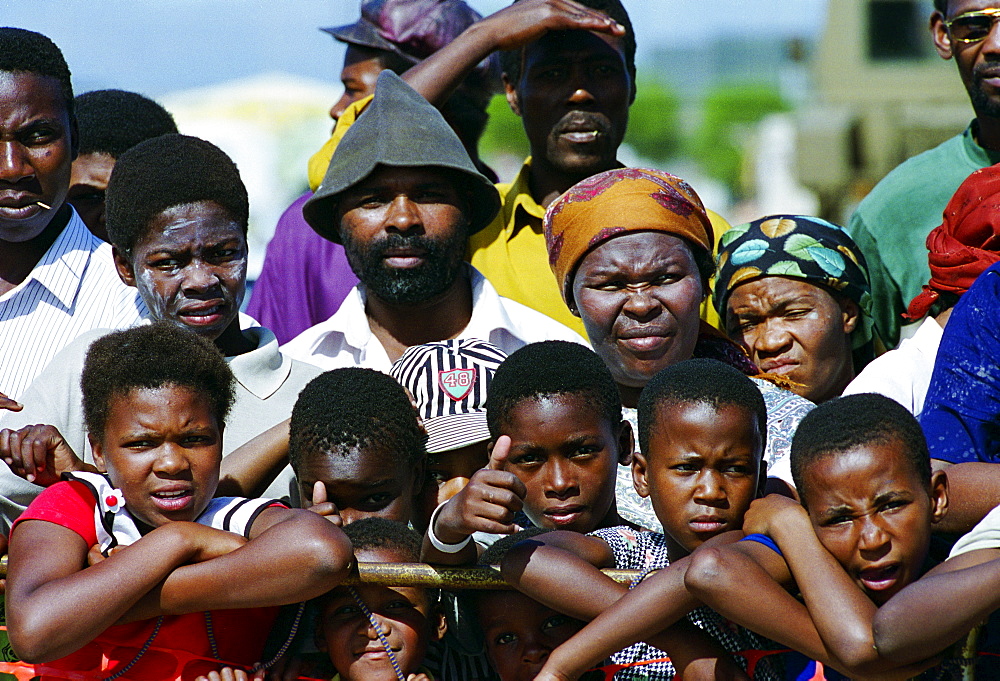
[3,0,828,96]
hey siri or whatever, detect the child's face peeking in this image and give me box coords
[801,439,947,605]
[91,385,222,529]
[501,393,630,533]
[476,590,584,681]
[296,444,421,526]
[635,401,763,558]
[319,547,446,681]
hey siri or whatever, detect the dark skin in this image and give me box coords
[5,386,352,663]
[533,444,945,681]
[423,395,632,565]
[1,200,257,483]
[337,166,474,363]
[931,0,1000,151]
[402,0,629,209]
[0,71,77,296]
[507,401,765,681]
[329,46,386,124]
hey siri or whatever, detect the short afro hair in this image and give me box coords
[289,368,427,473]
[81,321,235,441]
[105,134,249,257]
[344,517,422,562]
[637,359,767,459]
[75,89,178,159]
[498,0,636,88]
[790,393,931,507]
[486,341,622,438]
[0,28,73,116]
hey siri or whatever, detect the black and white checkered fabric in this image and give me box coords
[590,526,784,681]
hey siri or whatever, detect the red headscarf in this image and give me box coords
[905,163,1000,320]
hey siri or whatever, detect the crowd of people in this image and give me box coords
[4,0,1000,679]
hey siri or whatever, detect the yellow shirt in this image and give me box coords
[307,101,729,335]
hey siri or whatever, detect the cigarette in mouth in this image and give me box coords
[36,202,51,210]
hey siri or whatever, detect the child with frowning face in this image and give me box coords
[318,518,446,681]
[500,358,777,681]
[421,341,632,566]
[530,393,949,681]
[4,323,351,680]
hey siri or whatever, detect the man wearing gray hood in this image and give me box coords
[282,70,585,371]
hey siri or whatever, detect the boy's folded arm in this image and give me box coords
[499,532,619,620]
[532,553,704,680]
[6,519,220,662]
[873,547,1000,664]
[150,507,352,617]
[216,419,290,498]
[748,498,897,674]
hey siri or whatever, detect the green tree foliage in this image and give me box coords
[624,76,681,162]
[479,95,529,161]
[692,83,789,194]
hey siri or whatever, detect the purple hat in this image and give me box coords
[321,0,499,93]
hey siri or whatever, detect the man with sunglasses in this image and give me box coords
[847,0,1000,350]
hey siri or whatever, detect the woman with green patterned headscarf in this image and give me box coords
[714,215,876,403]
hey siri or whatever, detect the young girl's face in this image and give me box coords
[320,547,446,681]
[91,385,222,529]
[636,401,762,559]
[501,393,630,533]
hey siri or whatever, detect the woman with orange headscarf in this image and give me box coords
[543,167,811,531]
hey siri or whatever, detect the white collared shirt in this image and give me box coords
[282,265,588,372]
[0,209,146,400]
[842,315,944,416]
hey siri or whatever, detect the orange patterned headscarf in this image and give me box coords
[905,163,1000,320]
[542,167,714,304]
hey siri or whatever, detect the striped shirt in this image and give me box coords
[0,209,146,400]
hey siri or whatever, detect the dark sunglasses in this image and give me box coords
[945,9,1000,43]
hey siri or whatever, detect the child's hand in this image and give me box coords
[433,435,526,542]
[195,666,265,681]
[0,424,91,486]
[307,480,343,527]
[742,494,808,538]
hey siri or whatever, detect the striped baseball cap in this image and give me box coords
[390,339,507,454]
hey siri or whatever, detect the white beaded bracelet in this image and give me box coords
[427,500,473,554]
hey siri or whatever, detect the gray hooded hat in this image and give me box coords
[303,70,501,244]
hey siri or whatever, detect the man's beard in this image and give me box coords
[342,231,466,305]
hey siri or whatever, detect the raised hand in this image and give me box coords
[307,480,343,527]
[475,0,625,53]
[0,424,88,486]
[432,435,527,543]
